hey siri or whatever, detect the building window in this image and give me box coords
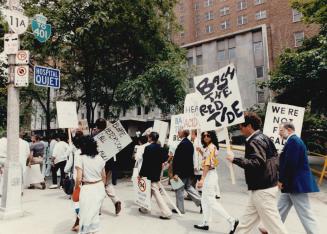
[205,11,214,21]
[257,91,265,103]
[292,9,302,22]
[81,113,85,119]
[254,0,265,5]
[256,66,264,78]
[189,78,194,89]
[255,10,267,20]
[137,106,142,116]
[217,50,225,61]
[180,31,185,38]
[237,15,248,25]
[194,2,200,10]
[195,28,201,37]
[187,57,193,67]
[204,0,213,7]
[205,25,213,33]
[237,0,247,11]
[195,14,201,24]
[220,20,230,30]
[179,16,185,25]
[196,55,203,65]
[253,41,263,53]
[294,31,304,47]
[144,106,150,115]
[179,3,184,11]
[220,6,230,16]
[228,47,236,59]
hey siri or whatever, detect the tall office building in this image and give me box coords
[174,0,318,108]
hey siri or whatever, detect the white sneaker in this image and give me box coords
[49,184,58,189]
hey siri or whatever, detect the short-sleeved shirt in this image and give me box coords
[76,154,105,182]
[30,142,45,157]
[202,143,219,169]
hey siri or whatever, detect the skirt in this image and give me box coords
[24,164,44,185]
[79,182,106,234]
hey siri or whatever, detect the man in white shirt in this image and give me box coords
[49,133,69,189]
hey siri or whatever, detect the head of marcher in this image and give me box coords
[201,131,219,148]
[32,134,41,143]
[279,122,295,140]
[148,131,159,144]
[239,112,262,138]
[79,135,98,157]
[72,130,84,149]
[178,129,189,140]
[94,118,107,135]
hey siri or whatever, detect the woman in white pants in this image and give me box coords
[194,131,238,234]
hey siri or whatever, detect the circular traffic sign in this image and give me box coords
[138,178,146,192]
[17,51,27,61]
[17,66,27,76]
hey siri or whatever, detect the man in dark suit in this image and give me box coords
[172,129,201,214]
[139,131,172,219]
[277,122,319,233]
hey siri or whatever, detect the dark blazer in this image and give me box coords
[279,134,319,193]
[233,131,279,190]
[172,138,194,179]
[139,143,167,182]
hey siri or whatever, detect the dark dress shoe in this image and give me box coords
[200,205,203,214]
[215,195,220,199]
[172,209,178,213]
[159,216,170,220]
[194,224,209,231]
[229,219,239,234]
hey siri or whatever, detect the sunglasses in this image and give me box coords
[203,134,211,138]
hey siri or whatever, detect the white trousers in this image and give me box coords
[235,186,288,234]
[201,170,233,225]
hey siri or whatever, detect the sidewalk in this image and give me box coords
[0,149,326,234]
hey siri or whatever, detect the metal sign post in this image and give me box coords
[0,0,23,219]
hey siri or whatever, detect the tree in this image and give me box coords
[22,0,186,126]
[267,0,327,114]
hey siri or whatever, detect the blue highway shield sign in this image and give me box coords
[34,65,60,89]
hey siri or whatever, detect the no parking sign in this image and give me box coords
[14,65,29,87]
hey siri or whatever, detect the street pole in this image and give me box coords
[0,0,23,219]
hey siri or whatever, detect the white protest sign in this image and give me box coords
[56,101,79,129]
[94,121,132,161]
[263,102,305,150]
[133,177,151,210]
[194,64,244,131]
[168,114,184,147]
[183,92,202,130]
[153,120,168,147]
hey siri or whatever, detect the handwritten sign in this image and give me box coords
[153,120,169,147]
[133,177,151,210]
[263,102,305,150]
[193,64,244,131]
[56,101,79,129]
[94,121,132,161]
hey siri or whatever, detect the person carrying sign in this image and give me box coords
[227,112,288,234]
[93,118,122,215]
[194,131,238,233]
[138,131,172,219]
[259,122,319,234]
[172,129,202,214]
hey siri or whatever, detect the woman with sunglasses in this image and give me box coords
[194,131,238,234]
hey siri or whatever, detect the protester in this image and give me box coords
[93,118,122,215]
[41,136,49,178]
[259,122,319,234]
[26,135,46,189]
[46,134,57,177]
[227,112,288,234]
[64,131,83,232]
[172,129,201,214]
[49,133,69,189]
[138,131,172,219]
[194,131,238,233]
[134,134,150,173]
[75,135,106,234]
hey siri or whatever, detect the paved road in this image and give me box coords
[0,149,326,234]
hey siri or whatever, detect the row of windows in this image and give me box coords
[192,0,266,10]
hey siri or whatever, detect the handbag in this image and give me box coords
[63,153,75,195]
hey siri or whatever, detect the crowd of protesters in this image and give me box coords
[0,112,320,234]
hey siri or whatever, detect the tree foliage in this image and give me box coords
[22,0,187,125]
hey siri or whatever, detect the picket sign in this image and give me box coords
[153,120,168,147]
[158,182,182,216]
[133,177,151,210]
